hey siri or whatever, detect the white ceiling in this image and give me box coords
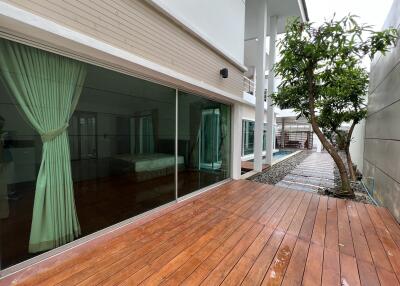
[244,0,307,71]
[245,0,306,40]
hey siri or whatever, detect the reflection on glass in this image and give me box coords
[200,108,221,170]
[0,38,175,269]
[0,37,233,271]
[69,112,97,160]
[242,120,267,156]
[178,91,231,197]
[242,120,255,155]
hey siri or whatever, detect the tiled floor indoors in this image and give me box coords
[276,152,336,192]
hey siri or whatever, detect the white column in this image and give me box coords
[281,118,285,148]
[273,113,277,150]
[253,0,268,172]
[265,16,278,165]
[231,103,243,179]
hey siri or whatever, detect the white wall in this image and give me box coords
[241,104,267,122]
[349,119,365,172]
[152,0,245,64]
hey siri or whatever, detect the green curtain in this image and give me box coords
[0,39,86,253]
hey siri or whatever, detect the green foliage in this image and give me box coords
[336,130,348,150]
[271,15,397,130]
[271,15,397,193]
[323,129,347,150]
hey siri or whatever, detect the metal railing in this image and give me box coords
[243,76,255,95]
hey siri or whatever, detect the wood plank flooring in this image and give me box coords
[2,180,400,285]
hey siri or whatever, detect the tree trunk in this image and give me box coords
[345,122,357,181]
[345,146,356,180]
[310,120,354,197]
[307,67,354,198]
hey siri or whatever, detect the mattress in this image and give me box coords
[113,153,184,172]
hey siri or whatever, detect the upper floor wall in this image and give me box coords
[1,0,245,101]
[151,0,246,65]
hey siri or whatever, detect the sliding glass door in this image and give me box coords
[0,37,231,271]
[177,91,231,197]
[0,38,176,269]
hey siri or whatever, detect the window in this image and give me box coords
[242,120,255,156]
[242,120,267,156]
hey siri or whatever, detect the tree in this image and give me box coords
[318,64,368,181]
[271,15,397,197]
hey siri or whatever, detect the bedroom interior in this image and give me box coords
[0,38,231,269]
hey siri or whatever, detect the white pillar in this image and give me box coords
[253,0,268,172]
[231,103,243,179]
[265,16,278,165]
[281,118,285,148]
[273,113,277,150]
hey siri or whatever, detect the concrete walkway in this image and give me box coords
[276,152,336,192]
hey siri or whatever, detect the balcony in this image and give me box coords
[243,76,255,95]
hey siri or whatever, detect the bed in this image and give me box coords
[113,153,185,181]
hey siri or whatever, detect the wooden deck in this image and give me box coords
[2,180,400,285]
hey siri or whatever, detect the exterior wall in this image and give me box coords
[150,0,245,64]
[2,0,244,98]
[363,0,400,220]
[241,104,267,122]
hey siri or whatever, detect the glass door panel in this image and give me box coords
[178,91,231,197]
[0,39,176,270]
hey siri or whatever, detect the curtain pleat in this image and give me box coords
[0,39,86,253]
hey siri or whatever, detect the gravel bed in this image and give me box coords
[248,150,310,185]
